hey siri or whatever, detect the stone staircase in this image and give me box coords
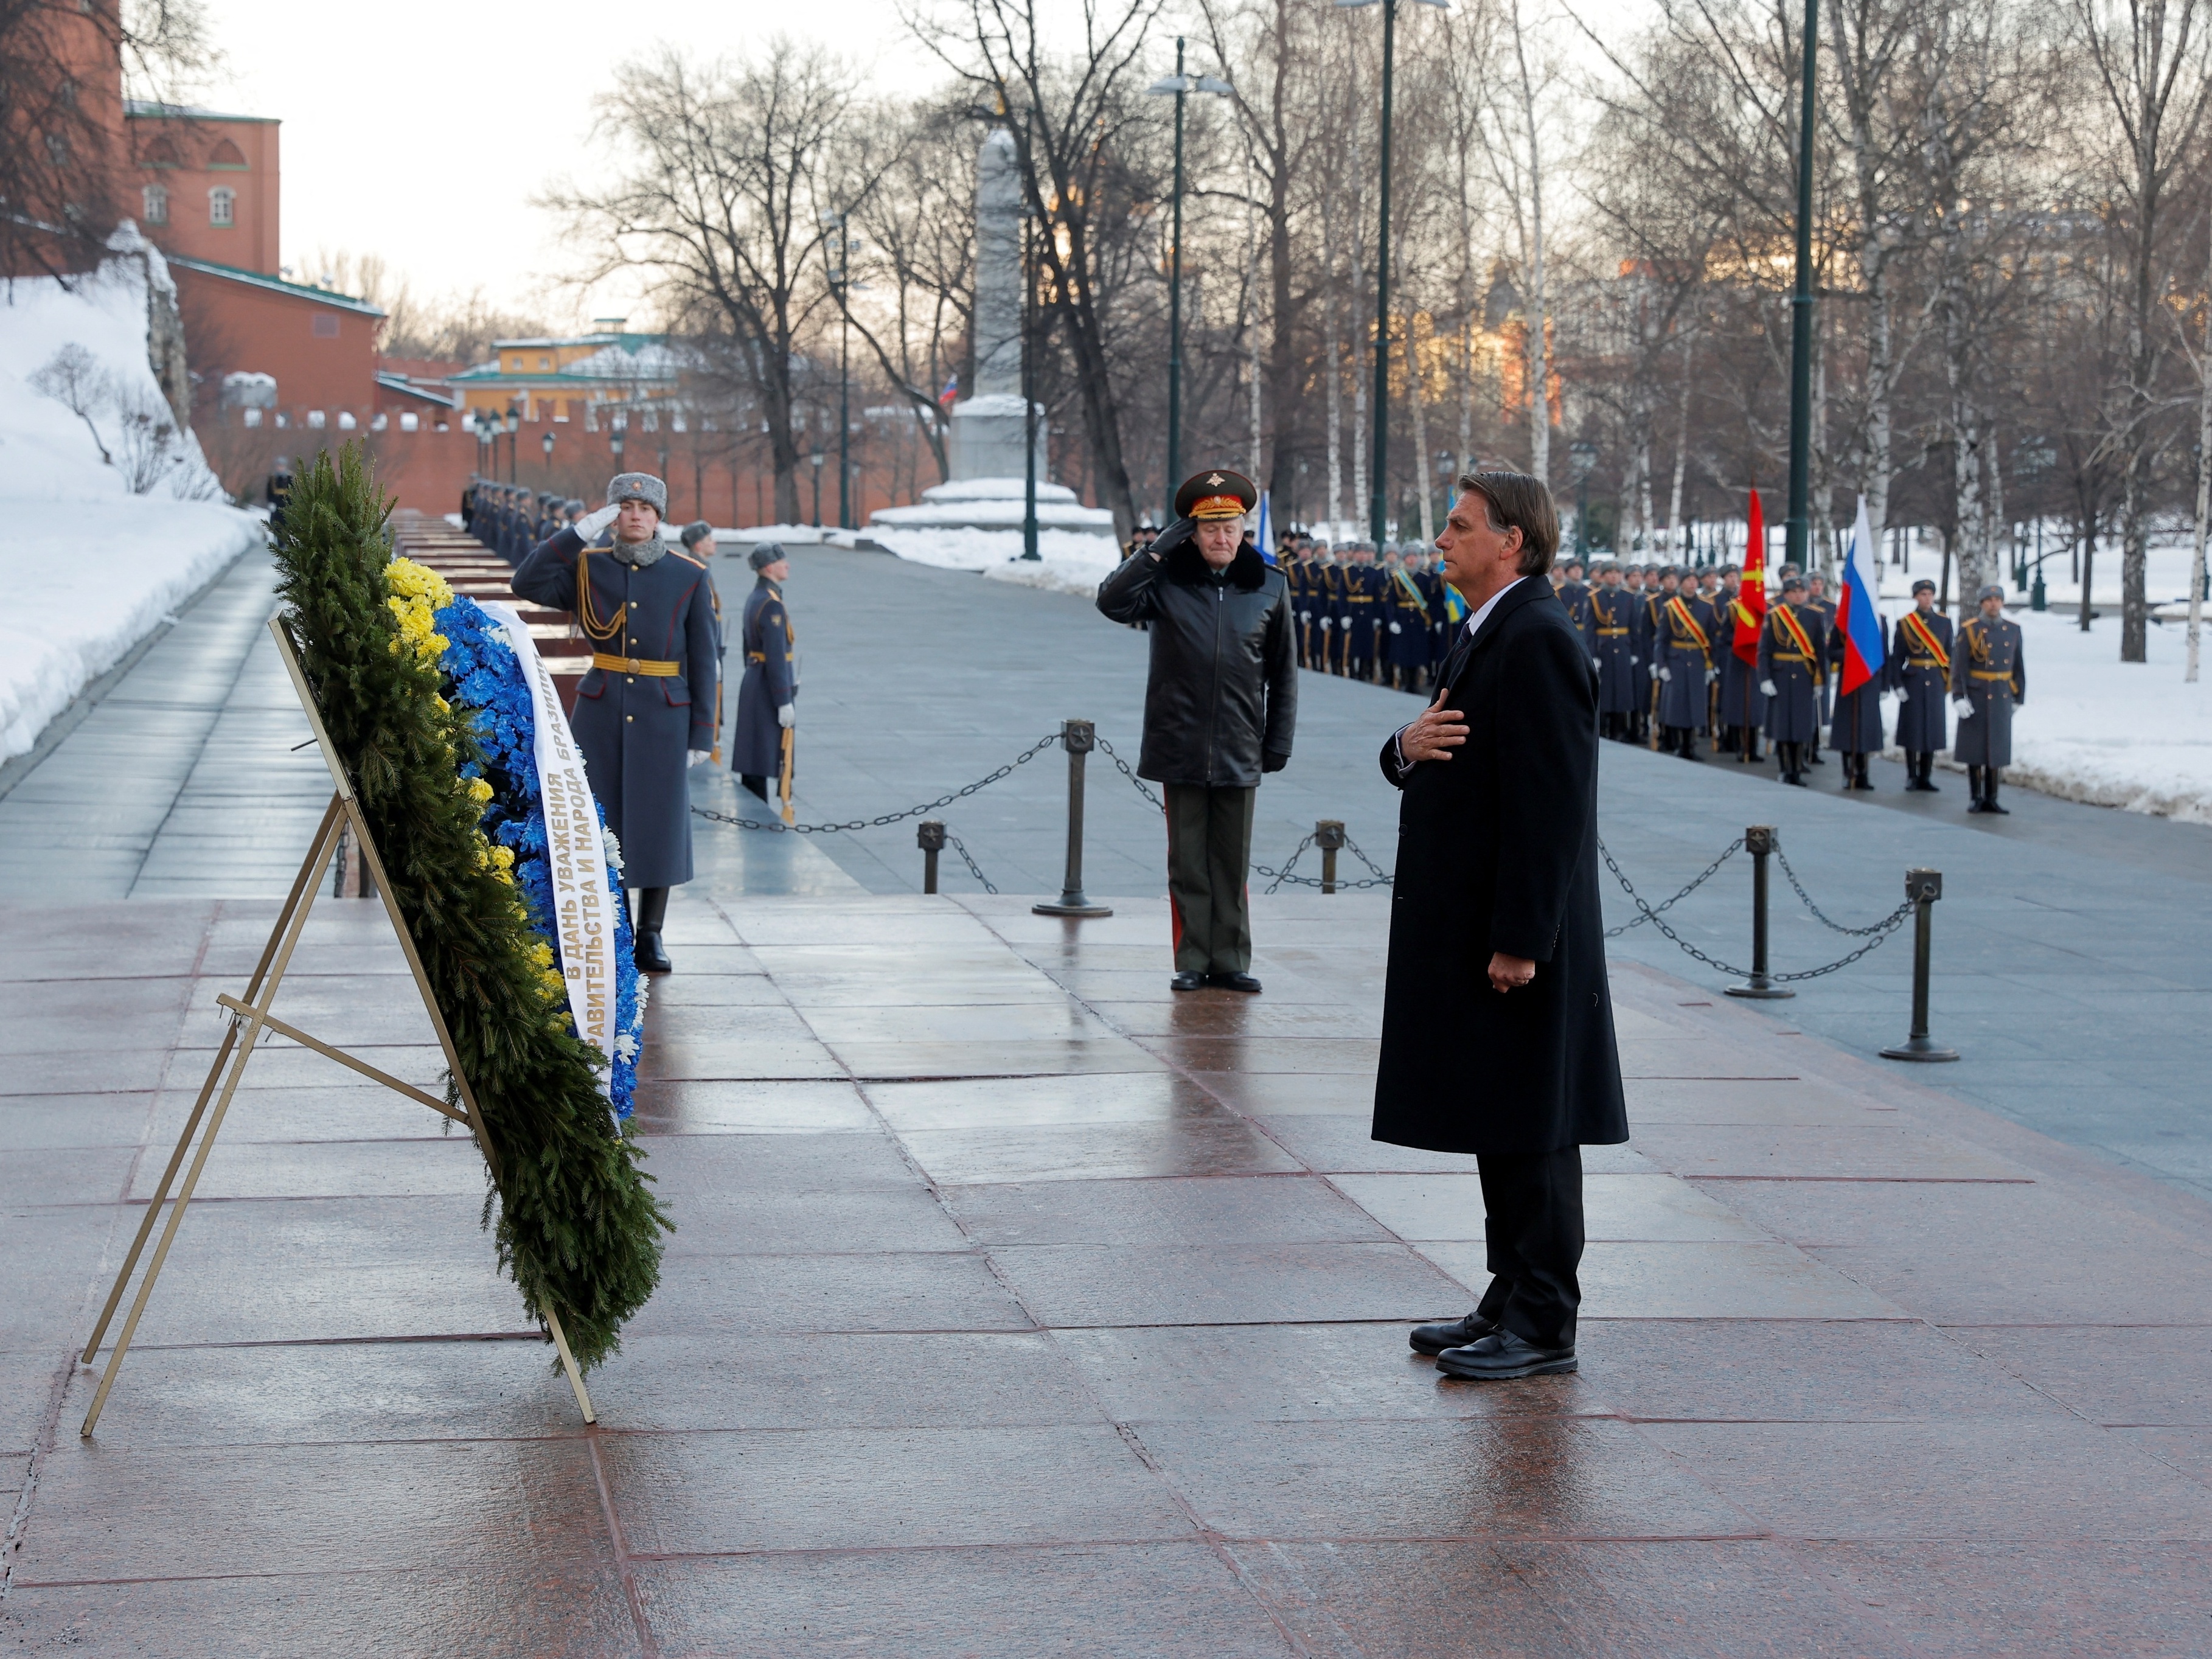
[389,510,590,710]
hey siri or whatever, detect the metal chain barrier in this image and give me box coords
[1772,840,1902,936]
[690,731,1060,835]
[1601,836,1743,937]
[1255,833,1396,892]
[946,832,998,895]
[1091,733,1164,811]
[1598,834,1914,981]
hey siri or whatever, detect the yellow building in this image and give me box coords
[448,321,680,425]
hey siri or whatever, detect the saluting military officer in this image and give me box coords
[1757,574,1826,785]
[1888,579,1952,791]
[1951,583,2025,814]
[731,543,799,808]
[512,472,720,975]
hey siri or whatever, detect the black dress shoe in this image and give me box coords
[1206,972,1262,993]
[1409,1311,1498,1356]
[635,932,673,975]
[1435,1330,1578,1380]
[1170,970,1206,992]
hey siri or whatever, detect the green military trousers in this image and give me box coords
[1163,782,1257,975]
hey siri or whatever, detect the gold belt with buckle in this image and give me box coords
[590,653,680,677]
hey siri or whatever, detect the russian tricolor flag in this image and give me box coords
[1256,490,1275,565]
[1835,495,1887,695]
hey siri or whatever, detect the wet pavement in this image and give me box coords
[5,886,2210,1655]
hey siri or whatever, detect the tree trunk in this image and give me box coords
[1667,334,1692,560]
[1514,10,1551,485]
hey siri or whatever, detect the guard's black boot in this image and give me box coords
[1781,743,1807,786]
[1906,752,1936,791]
[1851,754,1874,790]
[1809,745,1826,765]
[635,886,673,973]
[1677,728,1700,760]
[1966,767,1987,812]
[1984,768,2009,814]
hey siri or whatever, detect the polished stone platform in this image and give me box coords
[4,889,2208,1655]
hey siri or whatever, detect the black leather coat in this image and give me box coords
[1095,524,1296,787]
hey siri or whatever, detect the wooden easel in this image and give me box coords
[78,617,597,1436]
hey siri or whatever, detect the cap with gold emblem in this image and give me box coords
[1173,468,1259,522]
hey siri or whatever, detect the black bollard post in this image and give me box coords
[917,820,945,896]
[1032,719,1113,917]
[1315,820,1346,895]
[1880,868,1958,1061]
[1727,825,1793,999]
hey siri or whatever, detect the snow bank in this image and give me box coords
[865,525,1122,598]
[1914,608,2212,824]
[0,230,262,758]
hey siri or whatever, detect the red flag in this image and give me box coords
[1733,487,1768,665]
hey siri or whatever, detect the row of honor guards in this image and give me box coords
[1276,538,1467,690]
[1577,559,2025,814]
[461,478,583,563]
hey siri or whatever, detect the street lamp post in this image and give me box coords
[504,404,520,484]
[541,428,554,483]
[1570,440,1598,555]
[810,450,824,528]
[1147,44,1232,519]
[1337,0,1450,546]
[1782,0,1818,571]
[822,210,855,531]
[1022,211,1040,560]
[610,416,626,474]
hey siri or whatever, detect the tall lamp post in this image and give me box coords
[810,450,825,528]
[503,403,520,484]
[541,428,555,484]
[610,414,626,475]
[1022,210,1041,560]
[1782,0,1817,571]
[1147,43,1232,518]
[822,210,855,532]
[1338,0,1450,546]
[1570,440,1598,555]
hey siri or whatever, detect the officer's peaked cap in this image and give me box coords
[1174,468,1258,521]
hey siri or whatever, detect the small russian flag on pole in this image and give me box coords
[1256,490,1275,565]
[1836,494,1887,695]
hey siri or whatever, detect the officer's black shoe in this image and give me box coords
[1435,1330,1578,1380]
[1170,970,1206,993]
[1410,1311,1498,1356]
[1984,771,2009,815]
[635,932,673,975]
[1206,972,1262,993]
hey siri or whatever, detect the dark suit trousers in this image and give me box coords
[1472,1146,1585,1349]
[1164,782,1256,974]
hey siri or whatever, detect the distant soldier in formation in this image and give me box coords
[1341,543,1382,681]
[1804,571,1836,767]
[1588,563,1640,742]
[266,457,294,538]
[1828,594,1885,792]
[732,543,799,810]
[1714,565,1765,762]
[1758,574,1826,785]
[1889,579,1951,792]
[1383,549,1430,691]
[1653,569,1717,759]
[1952,583,2025,814]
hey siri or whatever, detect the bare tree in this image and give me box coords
[548,41,891,523]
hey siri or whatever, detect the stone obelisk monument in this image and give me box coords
[869,128,1115,546]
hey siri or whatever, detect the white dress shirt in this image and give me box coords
[1392,576,1530,772]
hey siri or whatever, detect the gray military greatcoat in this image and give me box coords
[1888,610,1953,753]
[731,576,797,781]
[1756,602,1827,744]
[1950,612,2025,767]
[512,527,720,889]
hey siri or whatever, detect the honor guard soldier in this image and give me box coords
[1557,558,1592,639]
[1316,546,1347,673]
[1285,544,1310,667]
[1757,574,1827,785]
[1714,566,1767,761]
[732,543,799,810]
[1341,543,1382,680]
[512,471,720,975]
[1888,579,1952,791]
[1588,563,1640,742]
[1952,583,2025,813]
[1383,550,1430,691]
[266,458,294,538]
[1641,566,1681,744]
[1654,569,1717,757]
[1828,593,1885,791]
[1804,571,1837,765]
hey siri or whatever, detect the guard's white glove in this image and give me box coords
[1706,667,1720,684]
[1658,666,1673,683]
[1952,697,1974,720]
[1760,679,1778,698]
[574,502,619,540]
[1319,617,1332,629]
[1649,663,1661,680]
[1593,655,1603,669]
[1389,622,1402,634]
[687,749,711,767]
[1630,655,1641,666]
[777,703,796,729]
[1897,687,1909,703]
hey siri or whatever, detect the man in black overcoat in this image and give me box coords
[512,471,720,975]
[1376,471,1628,1382]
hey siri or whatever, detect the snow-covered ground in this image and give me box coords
[1901,607,2212,824]
[726,521,1122,599]
[0,229,262,760]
